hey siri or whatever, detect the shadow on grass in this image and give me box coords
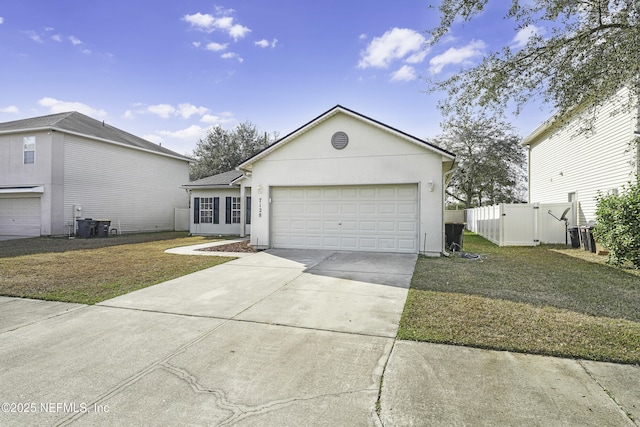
[0,232,223,258]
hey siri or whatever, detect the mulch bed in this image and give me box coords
[197,240,260,253]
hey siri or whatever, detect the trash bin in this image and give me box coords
[579,226,596,253]
[76,218,96,238]
[585,226,596,253]
[445,223,465,251]
[568,226,580,248]
[94,220,111,238]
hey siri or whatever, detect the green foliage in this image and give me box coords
[429,111,526,207]
[426,0,640,125]
[189,121,277,180]
[594,178,640,268]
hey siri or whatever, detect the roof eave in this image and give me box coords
[239,105,456,170]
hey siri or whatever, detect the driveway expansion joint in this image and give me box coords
[578,360,639,426]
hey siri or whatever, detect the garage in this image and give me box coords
[0,197,42,237]
[271,184,418,253]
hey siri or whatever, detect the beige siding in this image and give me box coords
[529,89,637,223]
[63,135,189,233]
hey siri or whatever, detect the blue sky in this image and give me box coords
[0,1,552,155]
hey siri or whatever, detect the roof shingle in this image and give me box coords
[0,111,191,161]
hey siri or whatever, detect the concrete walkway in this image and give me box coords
[0,248,638,426]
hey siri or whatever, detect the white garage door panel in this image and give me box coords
[0,198,42,236]
[271,185,418,253]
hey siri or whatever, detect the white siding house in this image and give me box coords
[0,112,191,237]
[237,105,457,255]
[522,88,639,224]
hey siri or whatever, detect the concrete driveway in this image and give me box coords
[1,248,639,426]
[0,249,415,426]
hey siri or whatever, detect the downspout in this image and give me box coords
[441,160,457,256]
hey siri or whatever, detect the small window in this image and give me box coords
[200,197,213,224]
[568,192,576,202]
[23,136,35,164]
[231,197,241,224]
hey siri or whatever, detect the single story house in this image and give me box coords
[0,111,191,237]
[185,105,457,255]
[182,170,251,237]
[521,87,639,224]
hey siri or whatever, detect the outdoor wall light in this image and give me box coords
[428,180,434,192]
[256,185,262,194]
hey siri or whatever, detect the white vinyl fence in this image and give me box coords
[465,202,576,246]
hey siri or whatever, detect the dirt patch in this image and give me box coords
[197,240,260,253]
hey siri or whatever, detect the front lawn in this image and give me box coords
[0,232,234,304]
[399,232,640,364]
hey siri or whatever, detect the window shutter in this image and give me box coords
[193,197,200,224]
[213,197,219,224]
[225,197,232,224]
[246,196,251,225]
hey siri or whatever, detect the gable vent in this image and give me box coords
[331,131,349,149]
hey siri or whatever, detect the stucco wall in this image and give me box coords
[248,113,446,255]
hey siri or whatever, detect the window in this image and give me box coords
[232,197,241,224]
[568,192,576,203]
[23,136,35,164]
[200,197,213,224]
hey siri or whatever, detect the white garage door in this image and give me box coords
[0,197,42,236]
[271,184,418,253]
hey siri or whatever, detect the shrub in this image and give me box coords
[594,177,640,268]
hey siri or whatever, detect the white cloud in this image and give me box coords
[254,38,277,48]
[51,34,62,42]
[512,24,544,48]
[0,105,20,113]
[390,65,417,82]
[221,52,243,62]
[201,112,234,125]
[206,42,228,52]
[0,17,4,24]
[24,31,43,43]
[157,125,205,141]
[429,39,487,74]
[192,41,201,48]
[358,28,427,69]
[176,103,209,119]
[228,24,251,41]
[68,35,82,45]
[147,104,176,118]
[359,33,367,41]
[38,97,107,118]
[183,12,216,30]
[183,10,250,41]
[124,110,135,119]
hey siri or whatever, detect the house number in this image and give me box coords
[258,198,263,218]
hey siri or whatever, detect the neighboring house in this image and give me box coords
[185,105,456,255]
[182,170,251,237]
[522,87,640,224]
[0,111,191,237]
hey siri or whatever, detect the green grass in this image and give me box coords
[399,232,640,364]
[0,232,235,304]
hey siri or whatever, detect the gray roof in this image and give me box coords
[0,111,191,161]
[183,170,243,188]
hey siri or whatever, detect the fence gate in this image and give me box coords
[465,202,575,247]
